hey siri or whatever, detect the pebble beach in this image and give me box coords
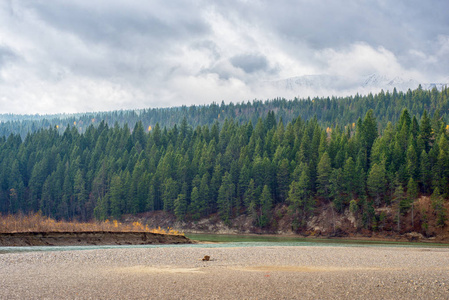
[1,245,449,299]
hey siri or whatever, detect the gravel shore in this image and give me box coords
[1,245,449,299]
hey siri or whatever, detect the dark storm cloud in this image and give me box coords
[24,0,211,81]
[218,0,448,48]
[213,0,449,73]
[192,40,221,60]
[230,54,269,74]
[31,1,209,47]
[0,46,17,68]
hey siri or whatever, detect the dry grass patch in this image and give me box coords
[0,213,183,236]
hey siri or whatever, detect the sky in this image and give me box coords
[0,0,448,114]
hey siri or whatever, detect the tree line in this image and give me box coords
[0,103,448,230]
[0,86,448,139]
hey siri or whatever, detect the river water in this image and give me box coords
[1,233,448,254]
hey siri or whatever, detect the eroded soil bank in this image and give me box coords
[0,231,192,246]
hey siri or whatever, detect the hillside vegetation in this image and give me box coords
[0,86,448,138]
[0,86,449,237]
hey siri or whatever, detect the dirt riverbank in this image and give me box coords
[0,231,192,246]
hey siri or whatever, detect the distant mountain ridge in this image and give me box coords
[267,73,448,96]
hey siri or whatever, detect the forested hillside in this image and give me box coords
[0,86,448,138]
[1,86,449,234]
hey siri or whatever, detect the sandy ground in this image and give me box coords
[1,245,449,299]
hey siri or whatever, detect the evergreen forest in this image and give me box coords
[0,85,448,138]
[0,86,449,231]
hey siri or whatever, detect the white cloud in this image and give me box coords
[436,35,449,57]
[0,1,447,114]
[317,43,421,81]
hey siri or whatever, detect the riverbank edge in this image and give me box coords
[184,231,449,246]
[0,231,192,246]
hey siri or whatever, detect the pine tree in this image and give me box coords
[109,174,123,220]
[199,173,210,215]
[238,164,251,204]
[361,109,378,163]
[147,183,155,211]
[210,163,222,211]
[132,121,146,151]
[162,177,178,212]
[189,187,203,220]
[367,163,387,205]
[317,152,332,199]
[93,196,109,221]
[8,159,25,214]
[40,176,53,217]
[393,183,404,232]
[420,110,432,152]
[420,150,431,193]
[174,193,187,220]
[406,141,418,180]
[343,157,356,199]
[217,172,234,223]
[330,168,344,211]
[436,135,449,196]
[354,155,367,199]
[407,177,418,228]
[258,185,272,228]
[73,169,87,220]
[276,159,290,203]
[287,163,312,227]
[244,179,256,212]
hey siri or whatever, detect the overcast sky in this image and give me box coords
[0,0,448,114]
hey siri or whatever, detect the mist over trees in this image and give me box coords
[0,86,448,139]
[0,86,448,230]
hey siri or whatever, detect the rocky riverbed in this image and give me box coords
[1,244,449,299]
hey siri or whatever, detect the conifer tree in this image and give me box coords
[407,177,418,228]
[162,177,177,212]
[258,185,272,228]
[276,159,290,203]
[244,179,256,212]
[367,162,387,205]
[393,183,404,231]
[361,109,378,163]
[189,187,203,220]
[420,110,432,152]
[343,157,356,199]
[109,174,123,220]
[74,169,88,220]
[217,172,234,223]
[174,193,187,221]
[317,152,332,199]
[287,163,312,226]
[406,141,418,180]
[199,173,210,214]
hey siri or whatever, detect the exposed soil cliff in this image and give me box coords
[0,231,192,246]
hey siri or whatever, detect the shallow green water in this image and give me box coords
[1,233,448,254]
[187,233,449,247]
